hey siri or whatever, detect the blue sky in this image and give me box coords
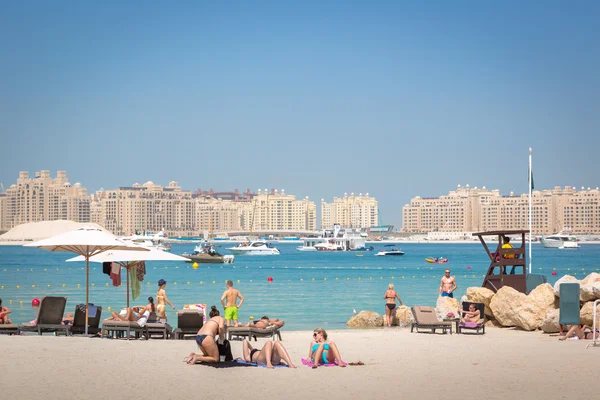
[1,1,598,228]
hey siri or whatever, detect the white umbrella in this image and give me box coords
[66,249,188,309]
[24,225,149,335]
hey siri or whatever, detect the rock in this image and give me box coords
[346,310,384,328]
[465,287,496,318]
[395,305,415,327]
[580,301,600,326]
[580,273,600,302]
[553,275,578,297]
[485,319,503,328]
[436,296,459,320]
[490,285,556,331]
[541,309,560,333]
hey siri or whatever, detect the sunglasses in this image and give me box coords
[313,332,319,337]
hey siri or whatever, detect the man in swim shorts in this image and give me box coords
[221,280,244,327]
[439,269,457,298]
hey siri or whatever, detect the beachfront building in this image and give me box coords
[321,193,378,229]
[243,189,317,231]
[0,170,90,231]
[194,196,245,234]
[402,185,600,235]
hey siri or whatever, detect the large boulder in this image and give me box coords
[580,301,600,326]
[553,275,578,297]
[465,287,496,318]
[395,305,415,327]
[580,273,600,302]
[346,310,384,328]
[490,285,556,331]
[436,296,460,320]
[541,309,560,333]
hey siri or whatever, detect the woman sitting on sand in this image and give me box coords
[243,339,296,368]
[109,297,155,326]
[308,328,345,368]
[461,303,481,323]
[559,324,600,341]
[184,306,226,364]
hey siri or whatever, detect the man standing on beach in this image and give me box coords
[221,280,244,327]
[439,269,457,298]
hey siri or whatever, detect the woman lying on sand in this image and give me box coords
[308,328,345,368]
[184,306,226,364]
[243,339,296,368]
[559,324,600,341]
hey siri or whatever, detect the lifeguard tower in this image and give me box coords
[473,230,529,294]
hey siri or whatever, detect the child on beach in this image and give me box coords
[308,328,345,368]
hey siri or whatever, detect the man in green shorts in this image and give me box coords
[220,280,244,327]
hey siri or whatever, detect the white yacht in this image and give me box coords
[375,244,405,256]
[540,231,579,248]
[120,231,172,251]
[313,224,374,252]
[296,237,326,252]
[227,241,280,255]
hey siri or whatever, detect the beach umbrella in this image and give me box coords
[24,225,149,335]
[66,248,188,309]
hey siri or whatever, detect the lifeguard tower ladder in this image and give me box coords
[473,230,528,294]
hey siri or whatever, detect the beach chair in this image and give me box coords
[411,306,452,334]
[0,324,20,335]
[559,282,581,335]
[227,324,284,341]
[145,312,172,340]
[174,309,204,340]
[20,296,69,336]
[70,306,103,335]
[101,319,146,339]
[457,302,486,334]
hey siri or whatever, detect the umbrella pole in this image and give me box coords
[127,266,130,309]
[85,253,89,336]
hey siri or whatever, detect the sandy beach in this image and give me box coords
[1,327,597,400]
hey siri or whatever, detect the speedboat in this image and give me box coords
[425,257,448,264]
[181,244,234,264]
[227,241,280,255]
[375,245,405,256]
[540,231,579,248]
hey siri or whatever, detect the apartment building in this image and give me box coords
[0,170,90,231]
[402,184,600,235]
[321,193,378,229]
[244,189,317,231]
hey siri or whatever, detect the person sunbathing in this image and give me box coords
[184,305,226,364]
[461,304,481,323]
[109,297,155,326]
[308,327,345,368]
[240,316,284,328]
[62,312,74,325]
[242,339,296,368]
[0,298,11,324]
[559,324,600,341]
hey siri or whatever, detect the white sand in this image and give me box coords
[1,327,597,399]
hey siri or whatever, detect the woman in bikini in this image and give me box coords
[243,339,296,368]
[0,298,12,324]
[383,283,403,327]
[461,303,481,323]
[559,324,600,341]
[110,297,155,326]
[185,306,226,364]
[308,328,345,368]
[156,279,175,322]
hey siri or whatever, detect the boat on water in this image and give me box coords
[120,231,172,252]
[227,241,280,255]
[375,244,405,256]
[297,237,327,252]
[540,231,579,248]
[425,257,448,264]
[313,224,374,252]
[181,244,234,264]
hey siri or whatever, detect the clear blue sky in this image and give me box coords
[1,1,598,228]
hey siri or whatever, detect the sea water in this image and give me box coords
[1,242,599,330]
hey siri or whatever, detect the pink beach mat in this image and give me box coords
[301,358,347,367]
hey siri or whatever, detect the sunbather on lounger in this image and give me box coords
[308,328,345,369]
[242,339,296,368]
[110,297,155,325]
[559,324,600,341]
[240,316,284,328]
[185,306,226,365]
[62,312,74,325]
[461,304,481,323]
[0,298,12,324]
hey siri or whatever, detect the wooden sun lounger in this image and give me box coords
[70,306,103,335]
[101,319,146,339]
[20,296,69,336]
[457,302,486,334]
[174,310,204,340]
[0,324,20,335]
[411,306,452,334]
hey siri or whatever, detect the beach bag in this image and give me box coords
[218,339,233,361]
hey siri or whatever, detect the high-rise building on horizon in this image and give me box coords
[402,184,600,235]
[321,193,378,229]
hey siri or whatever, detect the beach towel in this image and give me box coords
[196,360,255,368]
[235,359,289,368]
[301,358,347,367]
[129,267,141,300]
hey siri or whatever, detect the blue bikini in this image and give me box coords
[312,343,330,364]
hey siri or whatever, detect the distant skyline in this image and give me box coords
[1,1,599,229]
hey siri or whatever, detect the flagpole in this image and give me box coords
[528,147,532,274]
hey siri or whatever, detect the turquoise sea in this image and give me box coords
[1,242,600,330]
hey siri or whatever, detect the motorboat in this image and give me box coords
[297,237,326,252]
[227,241,280,255]
[120,231,172,252]
[313,225,374,252]
[540,231,579,248]
[181,244,234,264]
[375,244,405,256]
[425,257,448,264]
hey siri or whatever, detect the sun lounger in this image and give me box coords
[70,306,103,335]
[411,306,452,334]
[175,309,204,340]
[0,324,20,335]
[145,312,172,340]
[20,296,69,336]
[227,324,283,341]
[101,319,146,339]
[457,302,486,334]
[559,282,580,335]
